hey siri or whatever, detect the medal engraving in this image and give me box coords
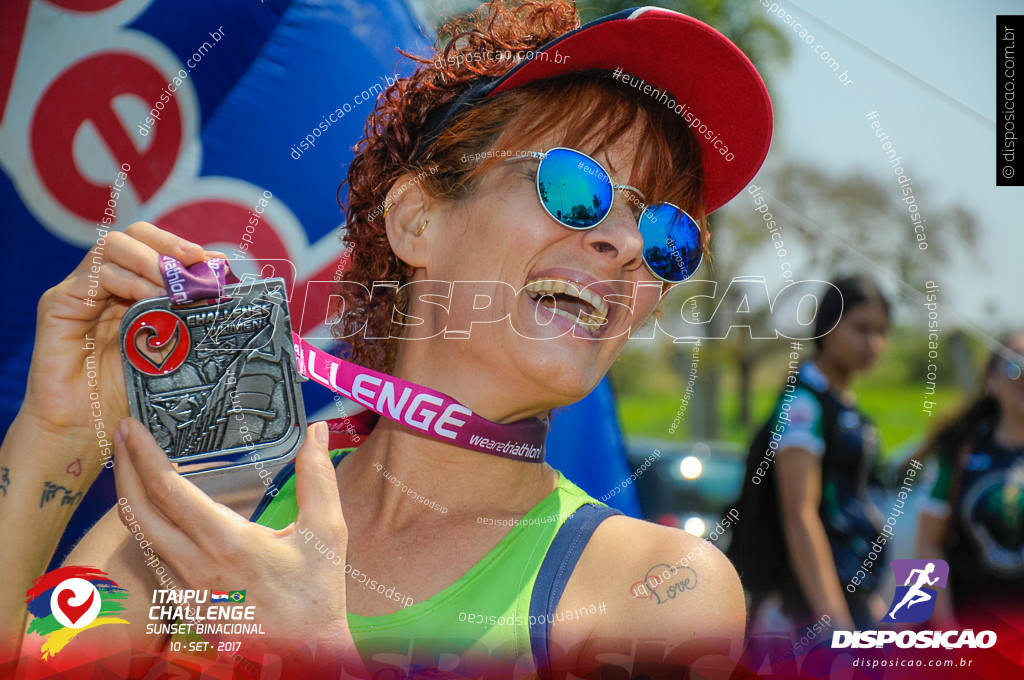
[120,278,306,473]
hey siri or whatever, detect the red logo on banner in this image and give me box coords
[124,310,190,375]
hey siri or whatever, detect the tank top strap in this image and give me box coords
[528,503,622,680]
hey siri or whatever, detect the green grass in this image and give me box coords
[611,335,969,463]
[616,384,960,462]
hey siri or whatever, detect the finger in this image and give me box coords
[102,229,183,290]
[124,222,207,266]
[294,422,345,536]
[96,261,166,301]
[37,260,163,329]
[118,418,246,548]
[113,420,197,566]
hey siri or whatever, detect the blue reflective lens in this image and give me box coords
[639,204,703,283]
[536,148,614,229]
[1007,360,1023,381]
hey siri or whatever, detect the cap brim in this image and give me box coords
[488,7,773,214]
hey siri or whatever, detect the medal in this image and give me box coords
[152,256,550,464]
[120,276,307,475]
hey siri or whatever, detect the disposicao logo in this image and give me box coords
[832,559,997,650]
[25,566,129,658]
[883,559,948,623]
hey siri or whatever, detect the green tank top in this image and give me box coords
[253,449,602,674]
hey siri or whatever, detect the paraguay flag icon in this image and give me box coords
[25,566,129,659]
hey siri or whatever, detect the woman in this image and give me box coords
[774,276,890,632]
[0,2,772,677]
[917,332,1024,628]
[732,276,891,637]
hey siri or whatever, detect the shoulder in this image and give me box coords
[551,514,744,667]
[772,385,826,456]
[782,386,824,421]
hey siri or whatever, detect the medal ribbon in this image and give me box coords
[157,256,548,462]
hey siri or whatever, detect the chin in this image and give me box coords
[520,349,604,406]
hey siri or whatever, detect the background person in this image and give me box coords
[731,275,892,634]
[916,331,1024,628]
[0,2,773,677]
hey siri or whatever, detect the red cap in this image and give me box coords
[418,7,773,214]
[494,7,773,213]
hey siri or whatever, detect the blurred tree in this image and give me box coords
[711,160,980,427]
[768,161,979,283]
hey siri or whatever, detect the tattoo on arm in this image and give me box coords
[40,481,83,509]
[630,563,698,605]
[0,466,9,497]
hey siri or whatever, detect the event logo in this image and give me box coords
[25,566,129,659]
[124,310,191,375]
[883,559,949,623]
[833,558,998,650]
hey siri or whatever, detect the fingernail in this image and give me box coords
[314,421,329,447]
[114,419,128,444]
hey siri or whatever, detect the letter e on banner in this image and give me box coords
[31,53,183,223]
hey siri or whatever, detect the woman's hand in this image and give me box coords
[23,222,216,473]
[112,418,364,674]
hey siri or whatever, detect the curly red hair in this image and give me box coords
[336,0,707,374]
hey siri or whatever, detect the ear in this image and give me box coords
[384,173,433,269]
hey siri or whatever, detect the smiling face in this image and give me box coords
[347,75,704,422]
[391,125,688,417]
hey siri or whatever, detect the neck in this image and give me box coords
[389,335,558,425]
[339,417,556,529]
[813,353,853,393]
[994,414,1024,449]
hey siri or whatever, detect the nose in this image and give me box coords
[580,209,646,276]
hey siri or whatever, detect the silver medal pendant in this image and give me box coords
[120,277,307,476]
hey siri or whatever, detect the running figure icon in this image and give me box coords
[887,562,939,619]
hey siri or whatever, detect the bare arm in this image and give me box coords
[0,415,101,662]
[0,223,215,665]
[553,517,745,677]
[776,447,855,630]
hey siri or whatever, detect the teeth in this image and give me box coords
[523,277,610,334]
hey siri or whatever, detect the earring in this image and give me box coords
[416,220,429,237]
[382,202,393,219]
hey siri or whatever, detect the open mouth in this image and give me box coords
[523,277,610,336]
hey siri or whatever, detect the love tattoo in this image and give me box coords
[630,563,698,605]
